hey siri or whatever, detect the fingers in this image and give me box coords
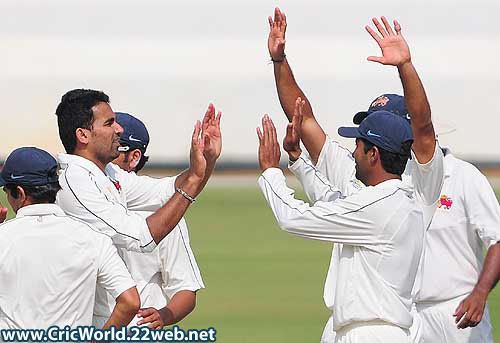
[394,19,402,34]
[274,7,281,24]
[256,127,263,142]
[192,120,201,144]
[454,301,466,324]
[268,16,273,29]
[268,115,278,148]
[372,17,388,38]
[215,111,222,130]
[192,120,204,152]
[381,16,395,35]
[201,103,214,131]
[365,25,382,45]
[285,122,294,141]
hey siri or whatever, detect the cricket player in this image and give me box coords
[54,89,222,253]
[349,95,500,342]
[0,147,139,328]
[268,8,500,342]
[266,9,445,342]
[92,112,205,328]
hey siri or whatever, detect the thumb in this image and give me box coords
[367,56,384,64]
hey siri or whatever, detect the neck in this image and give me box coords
[73,148,108,172]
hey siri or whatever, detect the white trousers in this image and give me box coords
[410,295,493,343]
[321,317,409,343]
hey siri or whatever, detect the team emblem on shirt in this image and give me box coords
[111,180,122,192]
[438,195,453,209]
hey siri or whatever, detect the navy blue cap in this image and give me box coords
[353,94,410,125]
[338,111,413,154]
[0,147,58,186]
[115,112,149,152]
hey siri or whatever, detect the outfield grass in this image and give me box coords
[0,187,498,342]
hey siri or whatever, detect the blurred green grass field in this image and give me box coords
[0,186,498,342]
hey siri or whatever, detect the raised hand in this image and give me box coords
[283,97,304,161]
[201,103,222,163]
[268,7,287,62]
[365,17,411,67]
[257,115,281,171]
[188,120,206,181]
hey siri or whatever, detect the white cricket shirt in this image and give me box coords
[0,204,135,329]
[93,213,205,327]
[259,144,443,331]
[57,153,177,252]
[312,137,444,313]
[415,149,500,302]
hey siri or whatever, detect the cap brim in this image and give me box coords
[0,175,6,187]
[338,126,362,138]
[353,111,368,125]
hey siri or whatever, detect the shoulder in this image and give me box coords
[55,213,114,243]
[0,216,28,234]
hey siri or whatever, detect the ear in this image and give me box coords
[75,127,90,145]
[17,186,27,202]
[370,146,379,165]
[130,149,142,170]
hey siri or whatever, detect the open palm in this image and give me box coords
[268,7,286,61]
[366,17,411,66]
[201,103,222,162]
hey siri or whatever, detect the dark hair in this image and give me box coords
[362,138,413,175]
[5,182,61,204]
[55,89,110,153]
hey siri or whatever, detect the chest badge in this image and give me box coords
[438,195,453,209]
[111,180,122,192]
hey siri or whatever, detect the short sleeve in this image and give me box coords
[96,236,136,299]
[159,222,205,301]
[463,166,500,247]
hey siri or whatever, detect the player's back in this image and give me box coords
[331,181,426,330]
[0,204,113,329]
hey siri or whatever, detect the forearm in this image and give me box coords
[103,288,140,329]
[473,243,500,296]
[159,291,196,325]
[274,58,312,120]
[148,174,202,243]
[397,62,435,161]
[274,58,326,163]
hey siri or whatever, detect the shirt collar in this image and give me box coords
[58,153,108,177]
[373,178,404,189]
[16,203,66,218]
